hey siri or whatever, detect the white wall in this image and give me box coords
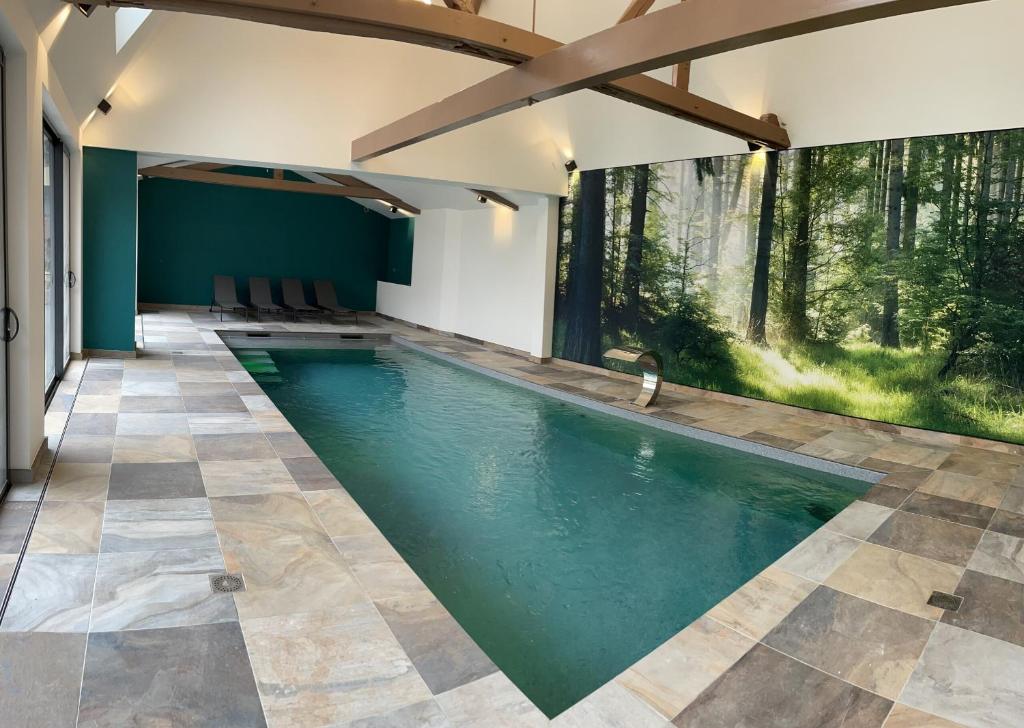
[1,0,83,476]
[377,197,559,358]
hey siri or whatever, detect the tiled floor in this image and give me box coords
[0,309,1022,727]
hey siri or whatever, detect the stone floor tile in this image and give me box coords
[0,501,36,552]
[901,623,1024,728]
[867,442,950,470]
[860,483,914,509]
[77,622,266,727]
[941,569,1024,648]
[377,591,498,695]
[1000,485,1024,515]
[917,471,1007,509]
[883,704,967,727]
[112,434,196,463]
[775,528,861,582]
[0,554,97,632]
[107,460,206,500]
[179,381,236,396]
[57,435,114,464]
[267,430,316,458]
[0,632,88,728]
[763,585,933,699]
[200,458,298,496]
[617,615,754,719]
[78,380,122,396]
[116,395,185,413]
[194,433,276,461]
[967,530,1024,584]
[334,532,432,603]
[46,462,110,501]
[706,565,817,640]
[187,412,260,434]
[987,509,1024,538]
[867,511,983,567]
[27,501,104,554]
[120,380,181,397]
[899,491,995,530]
[938,450,1021,484]
[183,394,249,413]
[101,497,219,553]
[436,672,548,728]
[243,601,434,726]
[825,542,963,620]
[66,413,117,436]
[552,681,668,728]
[282,455,341,490]
[825,500,894,540]
[672,643,892,727]
[72,395,121,414]
[252,410,294,432]
[3,482,44,503]
[114,412,191,436]
[304,489,377,538]
[90,547,236,631]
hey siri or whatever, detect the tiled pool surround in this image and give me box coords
[0,310,1019,727]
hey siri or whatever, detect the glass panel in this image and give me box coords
[62,147,70,368]
[43,131,55,392]
[0,52,7,485]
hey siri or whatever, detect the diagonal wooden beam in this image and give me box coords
[320,172,423,215]
[442,0,482,13]
[470,188,518,211]
[352,0,985,160]
[184,162,231,171]
[618,0,656,24]
[138,164,398,201]
[84,0,789,153]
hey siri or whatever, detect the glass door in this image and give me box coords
[62,147,70,369]
[42,122,66,402]
[0,47,9,494]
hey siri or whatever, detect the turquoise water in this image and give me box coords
[249,346,869,717]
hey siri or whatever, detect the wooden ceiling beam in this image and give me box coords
[319,171,422,214]
[138,164,396,201]
[184,162,231,171]
[82,0,789,153]
[351,0,984,161]
[617,0,656,24]
[470,188,518,211]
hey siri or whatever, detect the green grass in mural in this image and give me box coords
[658,340,1024,445]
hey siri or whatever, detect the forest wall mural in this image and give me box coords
[553,128,1024,445]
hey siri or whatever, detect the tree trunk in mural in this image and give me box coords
[901,138,921,252]
[708,158,725,290]
[747,151,780,345]
[782,147,814,342]
[880,138,904,348]
[622,164,650,333]
[563,168,607,366]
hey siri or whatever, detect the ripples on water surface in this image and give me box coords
[254,346,869,717]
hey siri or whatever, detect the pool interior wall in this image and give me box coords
[230,339,874,717]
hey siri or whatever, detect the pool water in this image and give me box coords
[246,345,869,717]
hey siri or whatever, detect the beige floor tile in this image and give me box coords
[45,463,110,501]
[436,672,548,728]
[775,528,861,582]
[200,459,297,497]
[617,615,754,718]
[27,501,104,554]
[825,542,962,620]
[824,500,894,540]
[706,565,817,640]
[868,442,951,470]
[884,703,969,727]
[73,395,121,414]
[917,470,1007,509]
[304,489,377,538]
[551,681,666,728]
[112,435,196,463]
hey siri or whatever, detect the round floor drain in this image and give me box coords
[210,574,245,593]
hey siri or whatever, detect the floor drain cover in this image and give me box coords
[210,574,245,593]
[927,590,963,611]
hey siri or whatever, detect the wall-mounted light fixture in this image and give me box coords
[564,159,578,173]
[376,198,418,216]
[97,98,112,115]
[747,113,783,152]
[75,3,96,17]
[469,189,519,212]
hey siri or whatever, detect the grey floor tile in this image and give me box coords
[0,554,97,632]
[184,394,249,413]
[868,510,983,567]
[57,435,115,464]
[179,381,237,396]
[0,501,36,552]
[267,431,315,459]
[282,456,341,491]
[673,643,892,727]
[0,631,88,728]
[114,413,191,436]
[194,433,277,461]
[108,461,206,500]
[988,509,1024,539]
[967,531,1024,584]
[377,592,498,695]
[859,483,912,509]
[121,380,181,397]
[763,585,933,699]
[66,413,118,436]
[187,412,260,434]
[943,569,1024,648]
[91,547,236,631]
[116,395,185,413]
[101,497,219,553]
[900,491,995,530]
[78,622,266,727]
[901,622,1024,728]
[775,529,860,583]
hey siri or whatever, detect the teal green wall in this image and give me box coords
[383,218,414,286]
[83,147,138,353]
[137,170,391,309]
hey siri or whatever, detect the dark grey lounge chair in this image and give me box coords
[249,277,284,322]
[314,280,359,324]
[282,278,321,322]
[210,275,249,321]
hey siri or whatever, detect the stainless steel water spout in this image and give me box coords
[603,347,663,407]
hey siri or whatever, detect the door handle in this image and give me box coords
[2,308,19,343]
[68,270,77,288]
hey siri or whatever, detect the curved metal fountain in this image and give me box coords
[603,347,664,408]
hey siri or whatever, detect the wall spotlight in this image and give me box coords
[75,3,96,17]
[564,159,578,173]
[389,205,399,214]
[476,194,488,204]
[97,98,112,115]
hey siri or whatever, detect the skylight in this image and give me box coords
[115,7,151,53]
